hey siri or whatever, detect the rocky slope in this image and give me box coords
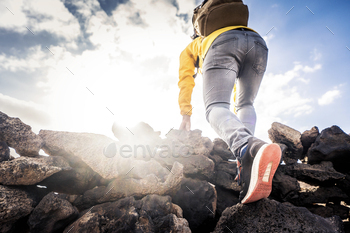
[1,111,350,233]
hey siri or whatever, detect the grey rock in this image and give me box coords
[297,186,349,206]
[215,186,240,216]
[172,178,217,232]
[72,162,184,210]
[301,126,319,155]
[307,125,350,173]
[0,111,44,156]
[0,156,71,185]
[211,138,234,160]
[27,192,79,233]
[0,185,34,233]
[0,141,10,162]
[64,195,191,233]
[268,122,303,161]
[39,130,169,181]
[211,161,241,192]
[39,166,106,195]
[279,161,345,186]
[271,169,300,203]
[213,198,344,233]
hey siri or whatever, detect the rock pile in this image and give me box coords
[1,110,350,233]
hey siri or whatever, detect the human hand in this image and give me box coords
[179,115,191,131]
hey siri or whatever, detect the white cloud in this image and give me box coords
[0,93,52,133]
[318,89,341,106]
[0,0,80,41]
[254,63,317,141]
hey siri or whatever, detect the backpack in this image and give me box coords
[192,0,249,37]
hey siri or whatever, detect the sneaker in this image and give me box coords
[236,137,281,204]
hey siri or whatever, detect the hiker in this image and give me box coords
[178,0,282,204]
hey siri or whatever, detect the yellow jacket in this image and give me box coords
[178,26,257,116]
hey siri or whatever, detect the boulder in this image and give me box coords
[0,156,71,185]
[271,169,300,203]
[211,161,241,192]
[0,185,34,233]
[27,192,79,233]
[172,178,217,232]
[297,185,349,206]
[215,186,240,216]
[301,126,319,155]
[0,141,10,162]
[64,195,191,233]
[0,111,44,156]
[72,162,184,210]
[307,203,349,220]
[213,198,344,233]
[278,161,345,186]
[307,126,350,173]
[268,122,303,162]
[39,130,169,181]
[211,138,234,160]
[39,166,106,195]
[152,131,215,180]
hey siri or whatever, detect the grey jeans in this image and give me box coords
[202,28,268,158]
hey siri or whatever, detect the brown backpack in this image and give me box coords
[192,0,249,37]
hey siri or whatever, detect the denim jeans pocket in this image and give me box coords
[213,37,238,68]
[252,41,268,75]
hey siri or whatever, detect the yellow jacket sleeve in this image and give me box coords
[178,37,201,116]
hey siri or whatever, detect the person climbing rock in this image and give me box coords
[178,0,282,204]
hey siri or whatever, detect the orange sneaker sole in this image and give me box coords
[241,143,282,204]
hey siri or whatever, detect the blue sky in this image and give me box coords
[0,0,349,146]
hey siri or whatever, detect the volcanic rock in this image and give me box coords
[27,192,79,233]
[64,195,191,233]
[278,161,345,186]
[0,111,44,156]
[307,125,350,173]
[172,178,217,232]
[213,198,344,233]
[72,162,184,210]
[301,126,319,155]
[268,122,303,162]
[0,156,71,185]
[0,141,10,162]
[0,185,34,233]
